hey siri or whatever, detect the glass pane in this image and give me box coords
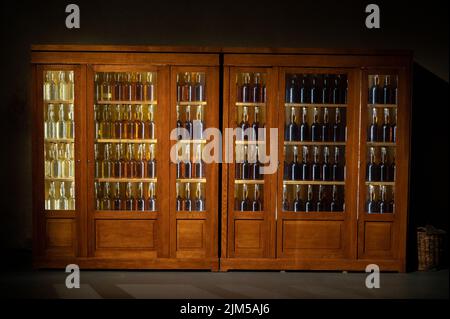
[365,74,398,214]
[175,72,207,211]
[282,73,348,213]
[234,72,267,211]
[43,70,75,211]
[93,71,158,211]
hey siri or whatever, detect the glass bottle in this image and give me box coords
[241,145,250,180]
[113,182,122,210]
[134,105,145,139]
[252,73,264,103]
[366,185,379,213]
[50,143,60,178]
[311,146,321,181]
[250,106,260,141]
[94,104,102,139]
[45,104,57,139]
[44,145,51,178]
[94,182,101,210]
[285,107,298,141]
[293,185,304,212]
[369,75,380,104]
[94,73,101,101]
[56,104,67,139]
[392,108,397,143]
[379,147,389,182]
[332,76,340,104]
[286,75,297,103]
[194,144,204,178]
[332,147,344,181]
[311,107,321,142]
[58,181,69,210]
[101,182,112,210]
[64,143,74,178]
[252,184,262,211]
[119,143,128,178]
[368,107,378,142]
[322,75,330,104]
[290,146,301,180]
[58,71,69,101]
[124,105,134,139]
[125,182,134,211]
[333,107,344,142]
[135,144,145,178]
[176,148,183,179]
[321,107,331,141]
[239,106,250,141]
[184,145,192,179]
[389,155,396,182]
[282,184,291,211]
[240,73,251,103]
[185,105,193,139]
[102,143,113,178]
[176,106,183,140]
[184,183,192,211]
[136,182,145,211]
[330,185,343,212]
[111,144,121,178]
[298,107,309,141]
[252,146,261,180]
[135,73,144,101]
[194,73,204,101]
[46,181,57,210]
[147,182,157,211]
[113,73,122,101]
[183,73,194,102]
[43,72,52,101]
[123,73,133,101]
[49,72,58,101]
[101,73,112,101]
[366,147,379,182]
[379,185,390,214]
[94,144,102,178]
[66,104,75,139]
[68,182,76,210]
[193,105,204,140]
[176,74,182,102]
[310,76,319,104]
[56,144,65,178]
[68,71,74,101]
[299,75,307,103]
[382,108,392,142]
[145,104,156,140]
[301,146,310,180]
[112,104,122,139]
[305,184,316,212]
[176,182,182,211]
[283,146,289,180]
[194,183,205,211]
[383,75,393,104]
[144,72,155,102]
[125,143,136,178]
[322,146,331,181]
[316,185,328,212]
[147,144,157,179]
[101,104,112,139]
[239,184,250,211]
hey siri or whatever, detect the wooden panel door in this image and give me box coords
[169,66,219,262]
[33,64,87,259]
[276,68,359,260]
[86,65,170,259]
[357,68,411,268]
[225,67,278,258]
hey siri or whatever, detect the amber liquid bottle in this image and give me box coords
[123,73,133,101]
[366,147,379,182]
[290,146,301,180]
[147,182,156,211]
[252,184,262,211]
[135,105,145,139]
[305,185,316,212]
[285,107,298,141]
[124,105,135,139]
[239,184,250,211]
[144,72,155,102]
[135,73,144,101]
[298,107,309,141]
[94,144,102,178]
[184,183,192,211]
[293,185,304,212]
[366,185,379,213]
[101,73,112,101]
[113,73,123,101]
[135,144,146,178]
[125,143,136,178]
[135,182,146,211]
[311,107,321,142]
[368,107,379,142]
[125,182,134,211]
[119,144,127,178]
[101,182,112,210]
[239,106,250,141]
[102,143,113,178]
[113,182,122,210]
[311,146,321,181]
[146,104,155,140]
[301,146,311,180]
[113,104,123,139]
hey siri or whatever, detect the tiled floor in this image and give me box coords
[1,269,448,299]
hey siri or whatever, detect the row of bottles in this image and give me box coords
[176,72,206,102]
[44,104,75,139]
[234,184,263,211]
[95,72,156,102]
[45,142,75,178]
[176,144,205,179]
[282,184,344,212]
[95,104,156,140]
[285,74,348,104]
[44,71,74,101]
[366,185,394,213]
[368,75,398,105]
[367,107,397,142]
[176,182,206,211]
[95,182,157,211]
[176,105,205,140]
[285,107,345,142]
[235,145,262,180]
[95,143,156,179]
[236,106,265,141]
[236,73,266,103]
[45,181,75,210]
[366,147,396,182]
[284,146,345,181]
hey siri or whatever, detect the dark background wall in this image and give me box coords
[1,0,448,269]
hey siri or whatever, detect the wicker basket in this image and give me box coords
[417,226,446,271]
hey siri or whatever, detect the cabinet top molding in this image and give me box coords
[31,44,412,56]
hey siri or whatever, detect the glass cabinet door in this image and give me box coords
[92,71,158,212]
[43,69,76,211]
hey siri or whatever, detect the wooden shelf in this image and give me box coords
[235,140,266,145]
[281,211,345,220]
[96,139,157,143]
[283,180,345,186]
[284,141,346,146]
[94,211,158,219]
[176,212,207,218]
[176,139,207,144]
[96,100,158,105]
[233,211,265,219]
[234,179,264,184]
[285,103,347,108]
[367,142,396,147]
[176,178,207,183]
[44,211,76,218]
[45,138,75,143]
[368,103,397,108]
[95,178,157,183]
[44,100,74,104]
[365,181,395,186]
[45,177,75,181]
[177,101,207,106]
[235,102,266,107]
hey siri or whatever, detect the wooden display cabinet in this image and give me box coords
[32,46,219,270]
[221,51,411,272]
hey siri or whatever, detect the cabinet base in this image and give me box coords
[220,258,405,272]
